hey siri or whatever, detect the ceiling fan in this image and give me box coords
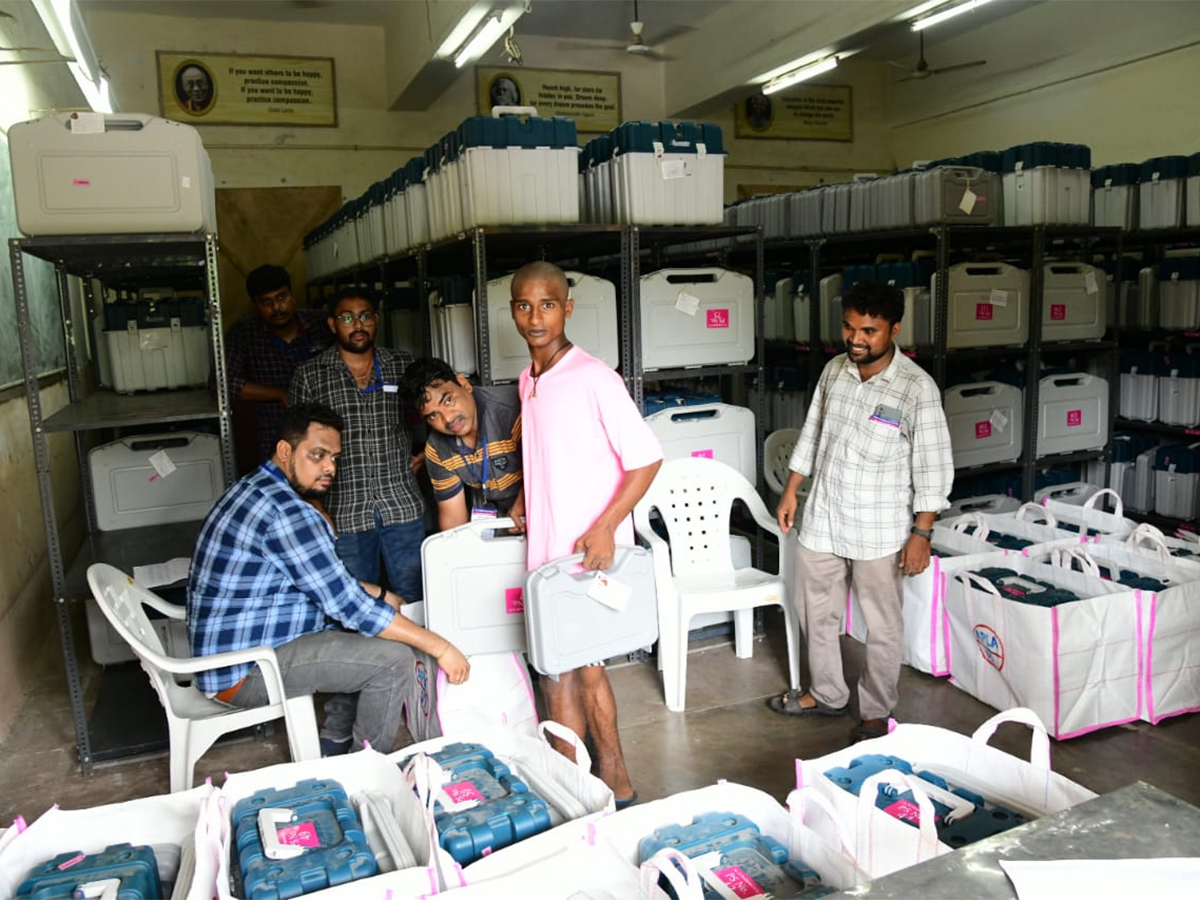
[557,0,690,61]
[889,31,986,82]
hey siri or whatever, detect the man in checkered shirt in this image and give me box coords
[771,280,953,743]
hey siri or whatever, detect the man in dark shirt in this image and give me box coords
[400,357,525,532]
[223,265,333,461]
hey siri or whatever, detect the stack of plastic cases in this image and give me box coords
[821,183,851,234]
[1119,350,1160,421]
[876,170,917,230]
[638,268,754,369]
[1154,443,1200,519]
[1139,155,1189,229]
[230,779,377,900]
[848,179,875,232]
[1159,352,1200,427]
[1092,163,1140,229]
[458,113,580,228]
[792,188,824,237]
[644,402,757,486]
[357,180,387,262]
[426,132,465,242]
[822,755,1025,849]
[1097,257,1143,332]
[943,381,1024,468]
[936,262,1031,348]
[609,121,725,225]
[1041,262,1106,341]
[428,276,476,378]
[1001,142,1092,226]
[1106,434,1158,514]
[878,260,933,348]
[383,167,410,255]
[792,270,812,343]
[1132,445,1159,513]
[1158,258,1200,330]
[1188,152,1200,227]
[913,165,999,226]
[9,113,217,236]
[332,200,360,271]
[423,742,552,865]
[764,274,794,341]
[403,157,430,247]
[637,812,831,899]
[99,297,210,394]
[16,843,164,900]
[818,272,844,345]
[643,389,725,417]
[1037,372,1109,457]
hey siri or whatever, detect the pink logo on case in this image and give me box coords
[706,308,730,328]
[1067,409,1082,427]
[691,449,714,459]
[883,798,930,825]
[72,179,91,186]
[975,421,992,439]
[1051,304,1066,320]
[505,587,524,615]
[276,821,320,848]
[444,781,486,804]
[975,303,993,320]
[713,866,766,899]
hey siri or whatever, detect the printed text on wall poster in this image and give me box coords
[476,67,621,133]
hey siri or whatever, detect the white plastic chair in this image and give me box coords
[86,563,321,792]
[763,427,810,515]
[633,458,801,712]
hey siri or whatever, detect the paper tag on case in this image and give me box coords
[661,159,687,180]
[989,289,1008,307]
[70,112,105,134]
[587,571,632,612]
[959,187,978,215]
[675,291,700,316]
[990,409,1009,431]
[148,449,177,481]
[276,821,320,848]
[1084,270,1099,294]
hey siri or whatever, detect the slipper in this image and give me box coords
[849,718,890,744]
[767,689,848,718]
[615,791,639,811]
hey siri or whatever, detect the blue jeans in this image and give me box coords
[336,509,425,603]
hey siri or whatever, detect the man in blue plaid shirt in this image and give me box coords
[187,403,469,755]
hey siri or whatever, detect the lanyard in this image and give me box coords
[262,461,287,485]
[457,435,489,498]
[267,320,311,360]
[358,357,386,394]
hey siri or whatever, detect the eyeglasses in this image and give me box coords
[334,311,377,326]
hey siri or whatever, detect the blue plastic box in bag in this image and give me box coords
[17,843,163,900]
[230,778,377,900]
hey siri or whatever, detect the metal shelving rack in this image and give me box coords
[749,225,1123,501]
[9,232,233,773]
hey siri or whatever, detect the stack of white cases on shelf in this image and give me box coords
[878,170,917,230]
[644,403,756,485]
[792,187,823,237]
[99,299,210,393]
[332,204,360,270]
[1189,152,1200,226]
[848,178,875,232]
[1132,446,1158,513]
[404,156,430,247]
[1001,142,1091,226]
[1037,372,1109,456]
[1119,351,1159,421]
[8,113,217,235]
[1154,443,1200,520]
[1159,351,1200,426]
[913,165,999,225]
[1139,156,1189,229]
[1091,164,1139,230]
[879,261,932,348]
[357,181,387,262]
[822,183,852,234]
[639,268,754,369]
[487,272,618,381]
[1158,258,1200,330]
[1041,263,1106,340]
[609,121,725,225]
[818,272,844,344]
[383,167,410,255]
[458,110,580,228]
[425,133,465,242]
[1108,435,1158,514]
[1132,266,1160,330]
[428,279,477,377]
[765,275,795,341]
[943,381,1024,468]
[935,262,1031,348]
[793,272,811,342]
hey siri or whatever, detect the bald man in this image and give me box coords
[510,261,663,807]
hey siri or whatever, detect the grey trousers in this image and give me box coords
[793,543,904,720]
[232,630,415,751]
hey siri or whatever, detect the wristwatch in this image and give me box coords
[910,525,933,541]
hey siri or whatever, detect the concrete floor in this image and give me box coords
[2,611,1199,824]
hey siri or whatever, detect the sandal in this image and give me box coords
[767,689,848,718]
[849,717,891,744]
[615,791,639,810]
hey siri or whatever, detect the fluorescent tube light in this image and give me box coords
[455,14,510,68]
[31,0,112,112]
[762,56,838,96]
[436,6,491,60]
[912,0,993,32]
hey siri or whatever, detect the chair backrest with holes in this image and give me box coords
[764,427,800,495]
[643,457,751,577]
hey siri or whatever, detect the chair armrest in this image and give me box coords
[138,591,185,620]
[143,643,290,706]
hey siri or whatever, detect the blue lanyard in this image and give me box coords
[457,435,489,498]
[359,357,386,394]
[262,461,287,485]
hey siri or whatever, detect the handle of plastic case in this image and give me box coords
[1047,264,1084,274]
[660,268,723,283]
[73,879,121,900]
[1083,487,1124,518]
[970,707,1051,770]
[257,808,305,860]
[669,406,721,422]
[491,106,538,118]
[956,382,1000,398]
[128,436,191,452]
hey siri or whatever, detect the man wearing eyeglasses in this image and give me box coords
[290,287,427,608]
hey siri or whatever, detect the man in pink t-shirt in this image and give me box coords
[511,261,663,806]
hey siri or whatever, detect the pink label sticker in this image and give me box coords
[276,821,320,848]
[975,303,993,321]
[691,448,714,459]
[444,781,486,804]
[1186,428,1200,437]
[1051,303,1067,321]
[713,866,766,898]
[505,587,524,615]
[1067,409,1082,427]
[975,421,992,439]
[706,308,730,329]
[57,853,86,871]
[72,179,91,186]
[883,798,927,825]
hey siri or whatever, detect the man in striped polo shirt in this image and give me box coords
[401,357,525,532]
